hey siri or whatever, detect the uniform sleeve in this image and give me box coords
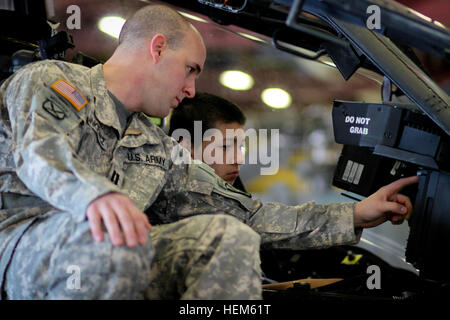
[248,200,362,249]
[3,63,121,221]
[150,152,362,250]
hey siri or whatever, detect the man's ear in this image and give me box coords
[150,34,167,63]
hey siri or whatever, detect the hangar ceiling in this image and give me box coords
[44,0,450,119]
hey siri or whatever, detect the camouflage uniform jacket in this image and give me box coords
[0,60,360,295]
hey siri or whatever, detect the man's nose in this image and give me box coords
[183,79,196,98]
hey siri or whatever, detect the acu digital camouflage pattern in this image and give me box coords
[4,208,155,299]
[0,59,360,300]
[148,161,361,250]
[147,214,262,299]
[0,60,262,299]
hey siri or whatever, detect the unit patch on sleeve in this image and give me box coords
[51,78,88,111]
[42,98,66,120]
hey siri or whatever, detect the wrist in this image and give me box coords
[353,201,363,228]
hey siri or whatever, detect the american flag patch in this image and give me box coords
[51,78,88,111]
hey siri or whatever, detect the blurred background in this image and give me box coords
[33,0,450,269]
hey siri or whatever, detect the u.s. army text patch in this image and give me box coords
[51,78,87,111]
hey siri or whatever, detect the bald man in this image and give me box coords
[0,5,262,299]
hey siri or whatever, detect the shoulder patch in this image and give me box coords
[51,78,88,111]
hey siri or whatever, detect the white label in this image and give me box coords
[346,117,371,136]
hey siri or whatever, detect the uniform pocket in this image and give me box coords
[89,110,118,152]
[114,141,169,210]
[34,92,85,135]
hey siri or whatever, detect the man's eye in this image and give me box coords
[187,66,194,73]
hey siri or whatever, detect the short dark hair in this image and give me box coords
[119,5,190,49]
[168,92,246,143]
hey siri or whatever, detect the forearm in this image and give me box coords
[249,201,362,250]
[153,160,361,250]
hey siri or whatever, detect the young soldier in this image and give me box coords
[169,92,246,187]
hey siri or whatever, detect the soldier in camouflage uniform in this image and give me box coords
[0,5,416,299]
[0,4,262,300]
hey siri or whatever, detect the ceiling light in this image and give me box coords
[178,11,209,23]
[98,16,126,39]
[407,8,432,23]
[219,70,254,91]
[261,88,292,109]
[434,20,446,29]
[321,60,337,68]
[237,32,267,44]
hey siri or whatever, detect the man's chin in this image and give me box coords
[155,108,172,118]
[141,111,167,120]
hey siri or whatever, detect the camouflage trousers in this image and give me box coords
[3,211,262,299]
[147,214,262,299]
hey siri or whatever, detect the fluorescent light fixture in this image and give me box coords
[98,16,126,39]
[219,70,254,91]
[407,8,432,23]
[261,88,292,109]
[178,11,208,23]
[237,32,267,43]
[321,60,337,68]
[434,20,446,29]
[407,8,447,29]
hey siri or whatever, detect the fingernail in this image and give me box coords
[401,207,407,213]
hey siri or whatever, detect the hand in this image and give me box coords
[353,176,418,228]
[86,192,152,247]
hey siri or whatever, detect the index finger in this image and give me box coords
[384,175,419,194]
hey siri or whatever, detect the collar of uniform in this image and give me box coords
[88,64,125,135]
[125,112,163,145]
[108,90,131,134]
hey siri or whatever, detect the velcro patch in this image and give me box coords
[124,128,142,136]
[51,78,87,111]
